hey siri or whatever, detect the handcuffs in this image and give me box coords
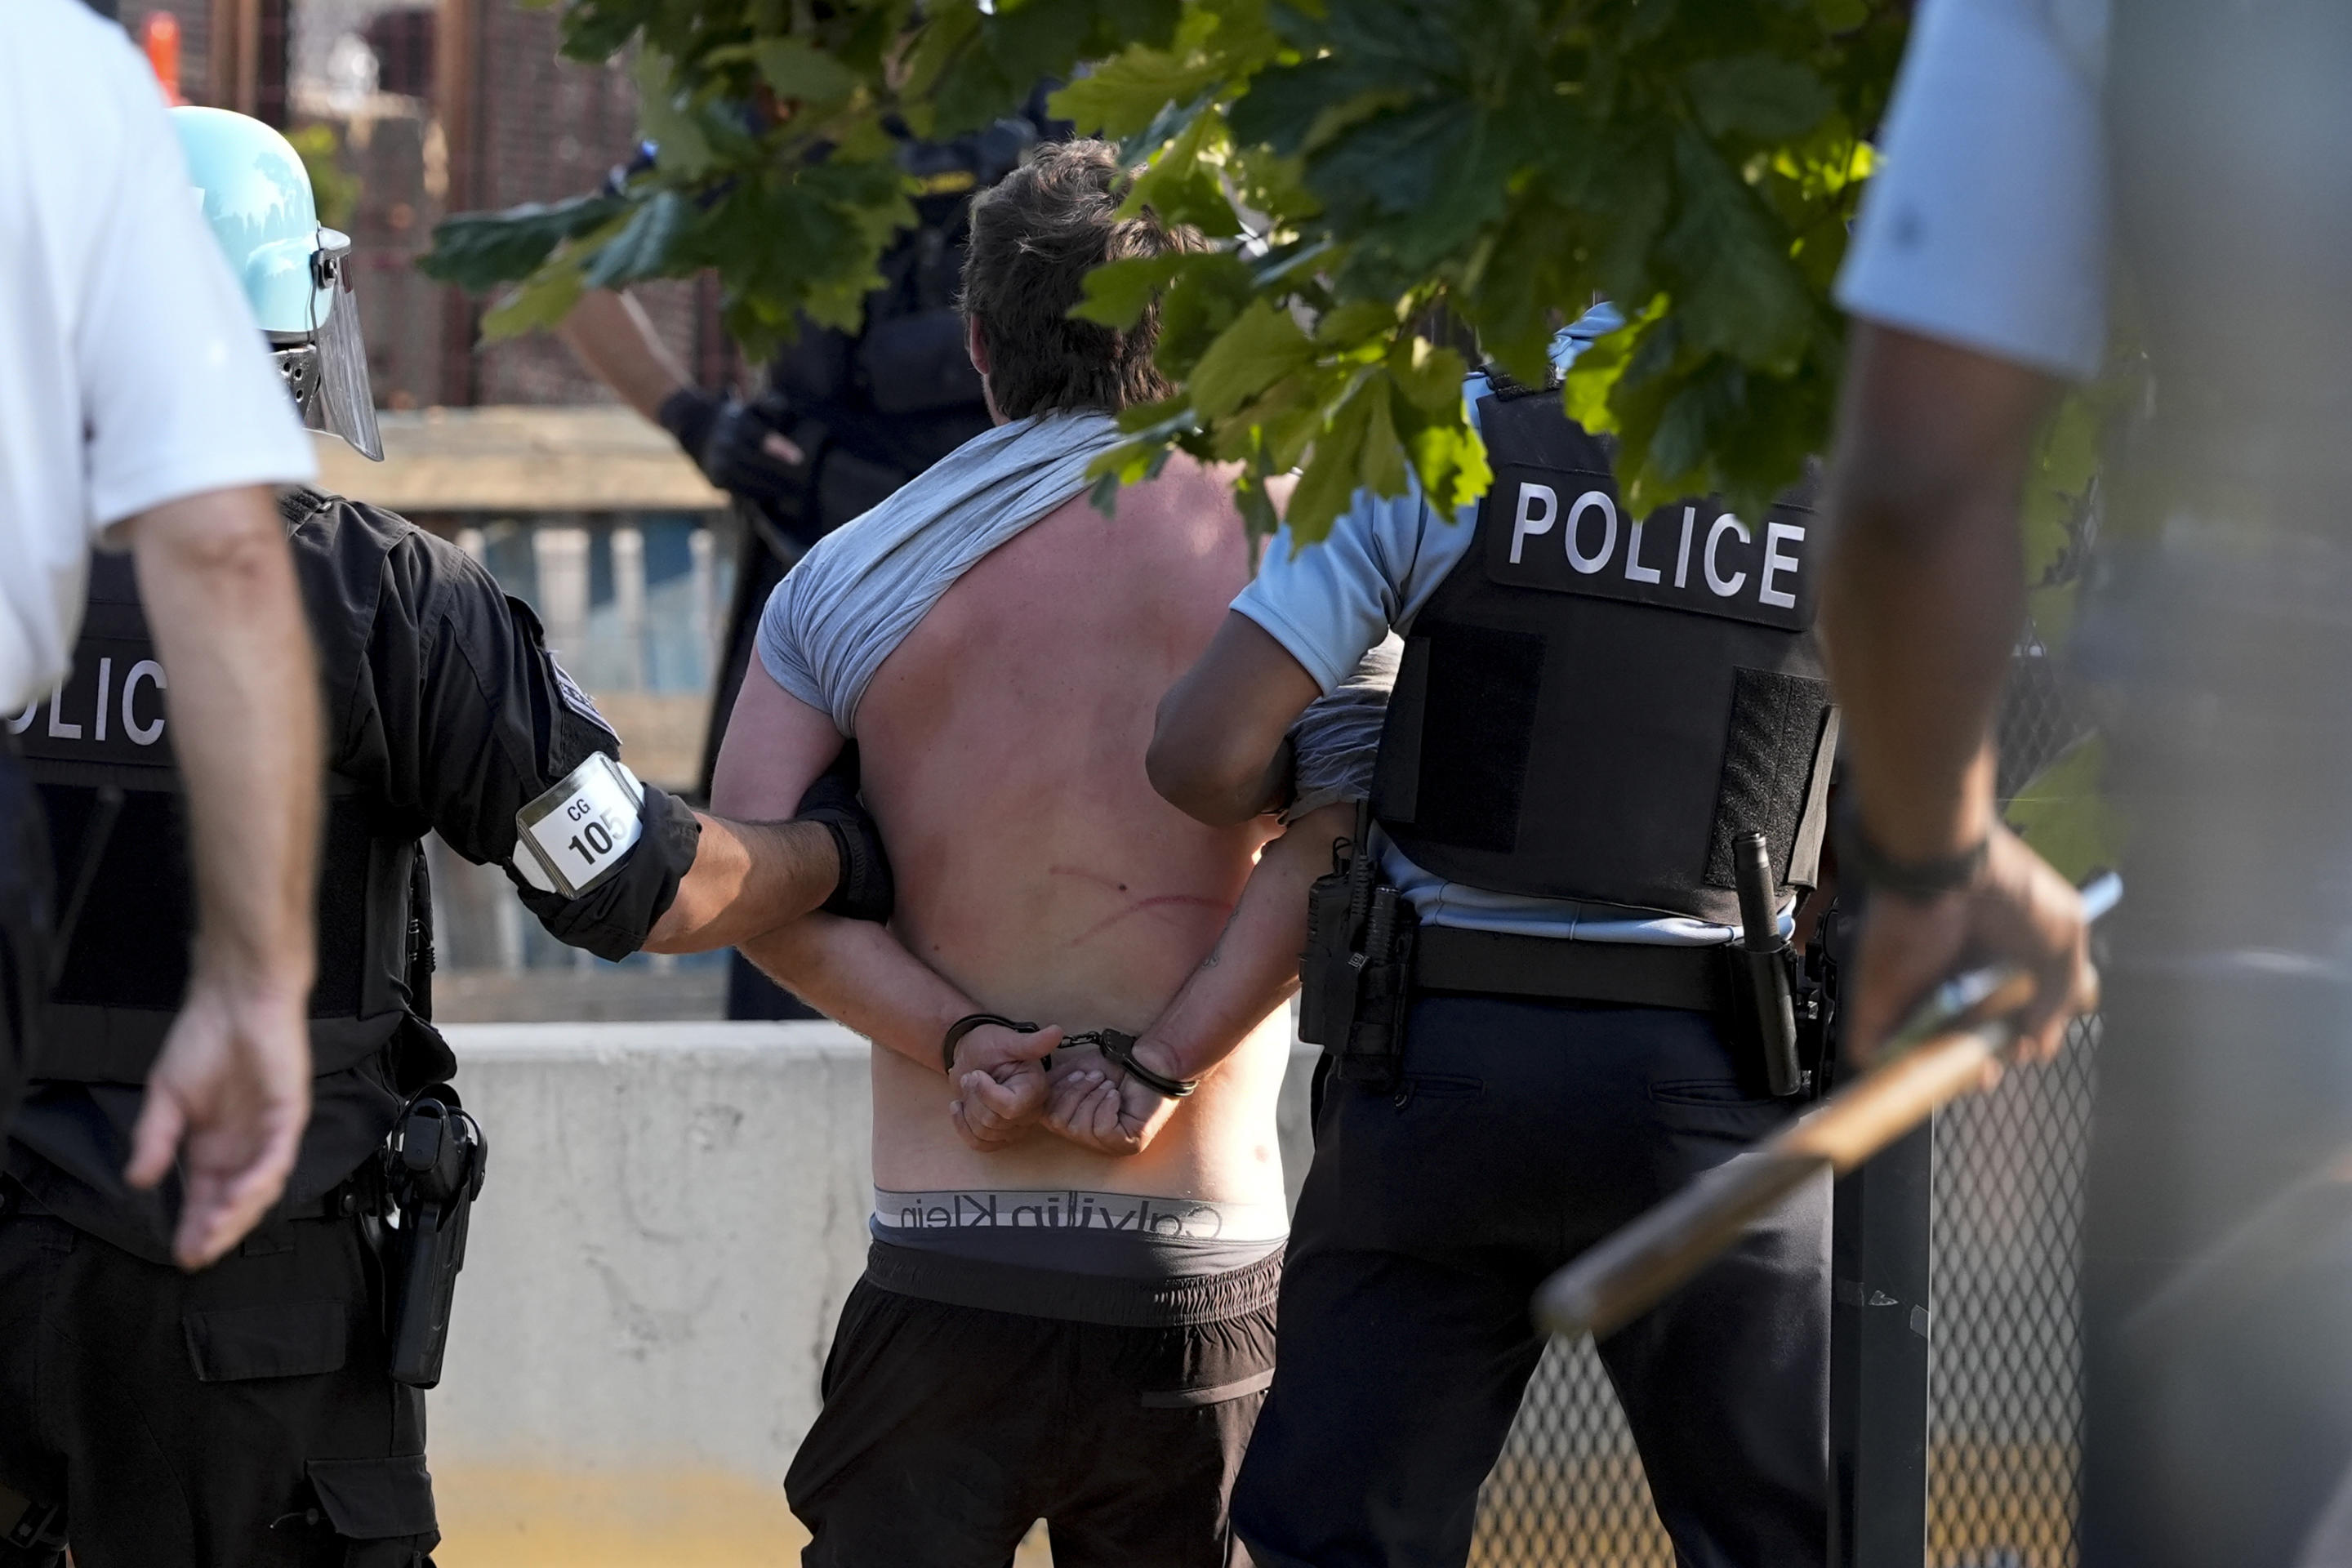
[940,1012,1199,1099]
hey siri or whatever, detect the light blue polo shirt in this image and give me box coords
[1235,305,1788,947]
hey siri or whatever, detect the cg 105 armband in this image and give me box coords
[510,752,646,899]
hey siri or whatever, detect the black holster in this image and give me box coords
[379,1084,488,1389]
[1299,803,1420,1092]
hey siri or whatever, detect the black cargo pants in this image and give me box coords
[1232,992,1830,1568]
[0,1189,439,1567]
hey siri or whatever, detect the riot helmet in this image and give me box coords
[171,107,383,461]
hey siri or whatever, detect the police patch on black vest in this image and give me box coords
[7,635,176,784]
[1479,464,1816,633]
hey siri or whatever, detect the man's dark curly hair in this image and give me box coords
[959,139,1200,422]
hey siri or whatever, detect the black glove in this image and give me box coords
[657,386,807,519]
[795,743,894,924]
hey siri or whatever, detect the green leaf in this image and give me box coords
[1285,414,1367,545]
[1053,43,1225,138]
[1406,412,1489,514]
[1661,127,1814,372]
[1686,55,1835,141]
[1236,470,1281,541]
[1560,309,1642,434]
[901,1,981,104]
[1387,337,1466,415]
[1154,250,1258,369]
[419,193,626,288]
[1358,376,1406,496]
[582,190,690,289]
[1188,299,1316,418]
[1315,297,1399,346]
[752,37,861,106]
[634,51,715,179]
[1071,252,1195,329]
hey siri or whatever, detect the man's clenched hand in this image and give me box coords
[947,1022,1062,1151]
[1842,824,2100,1079]
[1040,1040,1183,1156]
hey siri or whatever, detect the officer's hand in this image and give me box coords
[700,398,807,513]
[947,1022,1062,1152]
[1041,1042,1181,1156]
[1842,824,2099,1078]
[657,389,807,514]
[127,969,313,1269]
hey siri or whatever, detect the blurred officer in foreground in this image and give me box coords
[559,92,1057,1019]
[0,0,323,1278]
[1823,2,2351,1563]
[1151,308,1838,1567]
[0,108,889,1568]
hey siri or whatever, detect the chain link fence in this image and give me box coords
[1470,632,2099,1568]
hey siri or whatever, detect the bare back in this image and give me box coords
[853,456,1290,1201]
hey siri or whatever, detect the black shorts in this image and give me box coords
[0,1192,439,1568]
[786,1242,1280,1568]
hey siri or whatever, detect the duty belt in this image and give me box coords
[1412,925,1737,1017]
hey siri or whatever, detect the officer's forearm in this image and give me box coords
[557,288,693,426]
[128,485,322,991]
[1820,323,2054,862]
[737,915,978,1071]
[643,814,838,953]
[1148,612,1322,827]
[1135,802,1352,1084]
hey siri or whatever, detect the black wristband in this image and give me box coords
[813,815,893,923]
[1095,1027,1199,1100]
[1834,795,1990,900]
[655,386,719,461]
[795,742,894,924]
[942,1013,1040,1076]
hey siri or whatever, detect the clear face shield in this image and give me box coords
[272,229,383,461]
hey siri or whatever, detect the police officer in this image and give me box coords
[0,108,889,1567]
[559,91,1059,1018]
[1147,305,1835,1567]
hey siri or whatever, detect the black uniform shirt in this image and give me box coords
[7,488,700,1263]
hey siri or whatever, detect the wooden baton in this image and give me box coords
[1531,872,2122,1341]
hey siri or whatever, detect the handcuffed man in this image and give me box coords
[710,140,1291,1566]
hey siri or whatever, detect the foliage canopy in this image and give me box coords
[423,0,1909,539]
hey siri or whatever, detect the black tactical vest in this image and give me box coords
[1370,385,1838,928]
[9,519,423,1087]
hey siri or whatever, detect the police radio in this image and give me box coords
[380,1085,488,1388]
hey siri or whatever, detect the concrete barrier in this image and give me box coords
[426,1021,1317,1563]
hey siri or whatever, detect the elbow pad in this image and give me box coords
[510,756,702,960]
[795,743,894,924]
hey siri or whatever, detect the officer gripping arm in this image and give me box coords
[298,487,882,967]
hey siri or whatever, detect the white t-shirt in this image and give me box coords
[1836,0,2113,381]
[0,0,317,715]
